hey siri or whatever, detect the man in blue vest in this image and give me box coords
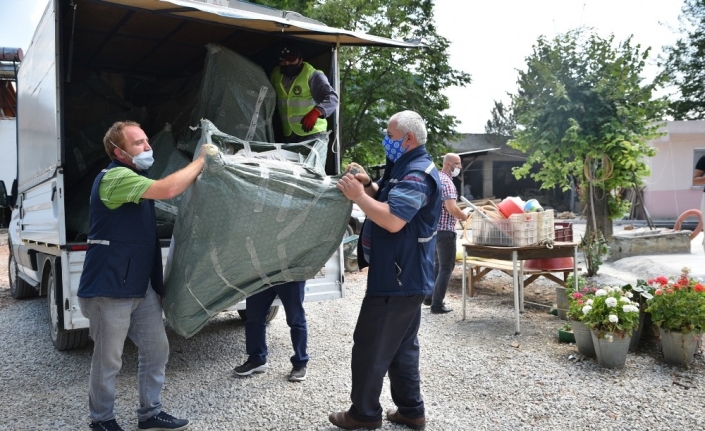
[78,121,206,431]
[270,44,338,143]
[330,110,441,430]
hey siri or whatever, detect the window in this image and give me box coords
[693,149,705,187]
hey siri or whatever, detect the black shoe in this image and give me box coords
[289,365,307,382]
[234,360,269,376]
[137,411,189,430]
[422,297,432,306]
[430,305,452,314]
[89,419,125,431]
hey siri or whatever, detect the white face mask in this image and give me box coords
[451,167,461,177]
[110,140,154,171]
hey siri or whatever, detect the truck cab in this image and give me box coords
[0,48,21,228]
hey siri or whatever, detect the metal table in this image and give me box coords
[461,242,579,334]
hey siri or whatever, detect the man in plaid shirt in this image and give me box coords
[424,153,469,313]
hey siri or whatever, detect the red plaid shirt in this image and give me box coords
[436,170,458,231]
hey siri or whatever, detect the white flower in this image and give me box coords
[586,299,594,306]
[620,296,631,303]
[624,291,633,298]
[605,333,614,342]
[609,314,619,323]
[595,289,607,296]
[605,297,618,308]
[582,305,592,315]
[623,304,639,313]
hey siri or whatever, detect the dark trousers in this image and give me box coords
[348,294,425,422]
[429,230,457,308]
[245,281,309,367]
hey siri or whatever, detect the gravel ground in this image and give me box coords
[1,231,705,431]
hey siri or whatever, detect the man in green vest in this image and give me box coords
[270,44,339,143]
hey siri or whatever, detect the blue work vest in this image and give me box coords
[77,161,163,298]
[359,146,441,296]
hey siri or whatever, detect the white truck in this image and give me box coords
[5,0,415,350]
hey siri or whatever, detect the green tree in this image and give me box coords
[509,30,667,240]
[248,0,471,167]
[661,0,705,120]
[485,100,516,137]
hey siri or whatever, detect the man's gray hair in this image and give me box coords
[391,110,427,144]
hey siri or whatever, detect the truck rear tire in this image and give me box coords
[8,246,35,299]
[47,263,89,351]
[343,225,358,273]
[237,305,280,322]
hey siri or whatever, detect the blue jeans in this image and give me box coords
[78,287,169,423]
[428,230,457,309]
[245,281,308,367]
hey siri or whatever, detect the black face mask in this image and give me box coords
[281,63,303,78]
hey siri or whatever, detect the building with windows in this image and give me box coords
[643,120,705,221]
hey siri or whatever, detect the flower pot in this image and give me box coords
[558,328,575,343]
[591,330,631,369]
[571,320,596,358]
[629,311,646,352]
[659,328,701,367]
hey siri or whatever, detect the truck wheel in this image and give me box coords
[344,255,359,273]
[8,247,35,299]
[237,305,280,323]
[47,264,89,351]
[343,225,358,273]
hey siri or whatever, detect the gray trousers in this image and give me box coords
[79,287,168,423]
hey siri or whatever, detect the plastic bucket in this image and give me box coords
[497,197,524,218]
[524,257,574,271]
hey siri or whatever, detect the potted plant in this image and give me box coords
[566,283,599,358]
[581,286,641,368]
[645,268,705,366]
[558,322,575,343]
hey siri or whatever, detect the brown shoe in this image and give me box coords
[386,409,427,430]
[328,411,382,430]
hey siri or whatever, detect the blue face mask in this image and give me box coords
[383,134,408,162]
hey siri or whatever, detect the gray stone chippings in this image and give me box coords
[1,251,705,430]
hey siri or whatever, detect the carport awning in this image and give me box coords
[101,0,423,47]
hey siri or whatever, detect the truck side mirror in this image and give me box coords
[0,181,7,208]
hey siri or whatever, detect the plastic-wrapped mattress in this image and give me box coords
[163,120,350,337]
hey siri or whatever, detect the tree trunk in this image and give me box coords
[585,185,613,240]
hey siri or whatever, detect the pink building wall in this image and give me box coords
[643,121,705,219]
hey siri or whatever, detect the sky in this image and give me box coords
[434,0,684,132]
[0,0,686,133]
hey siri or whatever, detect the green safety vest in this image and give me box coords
[271,62,327,137]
